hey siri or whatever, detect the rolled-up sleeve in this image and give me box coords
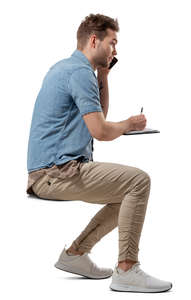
[68,68,103,117]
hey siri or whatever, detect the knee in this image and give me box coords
[135,170,151,190]
[141,171,151,185]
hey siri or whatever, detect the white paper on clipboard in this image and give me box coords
[123,128,160,135]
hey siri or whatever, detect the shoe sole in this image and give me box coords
[110,283,172,293]
[54,261,112,279]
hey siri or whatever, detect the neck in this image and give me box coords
[79,49,97,71]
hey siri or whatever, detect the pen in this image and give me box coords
[140,107,143,114]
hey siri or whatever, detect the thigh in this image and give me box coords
[34,161,146,204]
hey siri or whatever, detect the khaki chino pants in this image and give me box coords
[32,160,151,262]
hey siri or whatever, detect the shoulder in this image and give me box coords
[69,67,97,87]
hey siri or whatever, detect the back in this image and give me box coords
[27,49,103,172]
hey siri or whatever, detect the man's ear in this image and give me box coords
[90,34,100,49]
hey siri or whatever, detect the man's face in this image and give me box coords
[94,28,118,68]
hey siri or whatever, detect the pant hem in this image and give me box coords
[118,256,139,263]
[71,242,92,254]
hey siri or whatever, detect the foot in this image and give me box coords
[110,262,173,293]
[54,245,113,279]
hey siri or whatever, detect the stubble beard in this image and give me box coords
[94,47,109,69]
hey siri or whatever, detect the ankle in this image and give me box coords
[118,259,137,272]
[66,246,84,256]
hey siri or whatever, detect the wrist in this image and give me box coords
[97,74,108,84]
[125,119,133,133]
[97,72,108,79]
[97,68,109,78]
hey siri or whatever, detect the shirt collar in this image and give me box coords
[71,49,94,71]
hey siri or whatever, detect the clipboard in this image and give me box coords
[123,128,160,135]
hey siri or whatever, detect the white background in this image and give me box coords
[1,0,191,299]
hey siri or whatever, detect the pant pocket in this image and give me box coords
[32,174,52,198]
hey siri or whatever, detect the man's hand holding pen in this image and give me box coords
[127,114,147,131]
[125,108,147,132]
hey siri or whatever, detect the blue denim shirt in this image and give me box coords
[27,49,102,172]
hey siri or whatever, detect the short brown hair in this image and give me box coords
[77,13,119,50]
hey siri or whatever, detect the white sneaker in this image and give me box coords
[54,245,113,279]
[110,262,173,293]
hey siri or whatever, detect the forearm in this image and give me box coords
[100,119,131,141]
[97,73,109,119]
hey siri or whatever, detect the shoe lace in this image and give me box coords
[133,263,150,278]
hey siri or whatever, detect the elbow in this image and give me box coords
[96,129,107,141]
[94,133,105,141]
[92,129,106,141]
[91,124,107,141]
